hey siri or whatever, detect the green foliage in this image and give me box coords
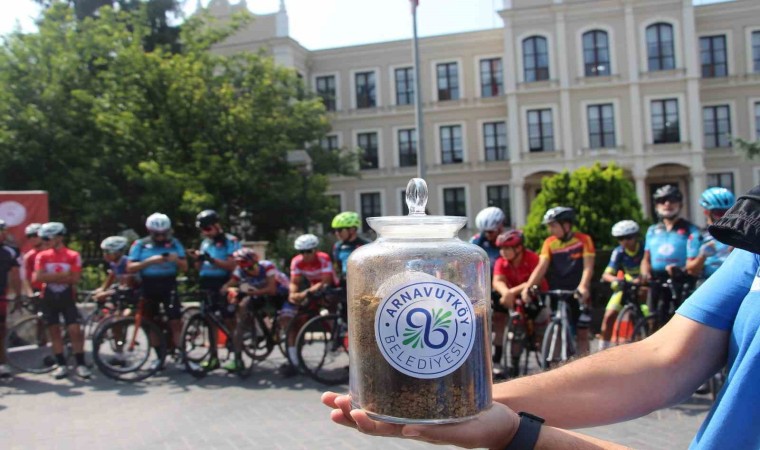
[733,137,760,160]
[523,163,646,251]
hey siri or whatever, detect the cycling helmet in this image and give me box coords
[699,187,735,211]
[233,247,259,265]
[100,236,129,253]
[542,206,575,225]
[38,222,66,239]
[196,209,220,229]
[475,207,506,232]
[294,234,319,251]
[331,211,361,229]
[496,229,524,248]
[145,213,171,232]
[611,220,640,238]
[653,185,683,203]
[25,223,42,237]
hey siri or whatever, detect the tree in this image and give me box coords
[523,163,646,251]
[733,137,760,160]
[0,4,356,247]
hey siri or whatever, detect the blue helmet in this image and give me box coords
[699,187,735,211]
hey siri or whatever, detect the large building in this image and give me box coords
[204,0,760,231]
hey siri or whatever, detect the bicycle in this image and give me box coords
[295,286,349,385]
[502,295,547,378]
[536,288,582,370]
[643,269,697,335]
[605,280,649,345]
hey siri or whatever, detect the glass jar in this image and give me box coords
[347,178,493,424]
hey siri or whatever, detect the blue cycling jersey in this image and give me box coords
[644,219,702,273]
[701,231,732,279]
[109,255,128,277]
[198,233,240,278]
[604,242,644,277]
[332,237,370,279]
[469,233,500,275]
[128,237,186,278]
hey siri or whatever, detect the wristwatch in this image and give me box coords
[504,412,545,450]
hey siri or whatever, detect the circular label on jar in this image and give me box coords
[374,279,476,379]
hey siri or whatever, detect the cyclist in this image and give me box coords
[0,219,23,378]
[691,187,735,280]
[127,213,188,367]
[331,211,369,286]
[221,248,290,372]
[598,220,645,351]
[521,206,596,355]
[32,222,91,379]
[93,236,136,302]
[286,233,336,377]
[470,206,507,372]
[21,223,44,297]
[639,185,701,321]
[189,209,240,370]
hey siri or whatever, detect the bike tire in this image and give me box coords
[612,305,636,345]
[180,313,215,379]
[502,313,526,378]
[632,315,653,343]
[541,320,569,370]
[92,316,166,382]
[296,314,349,386]
[5,315,56,374]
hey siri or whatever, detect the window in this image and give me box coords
[443,187,467,217]
[315,75,336,111]
[651,99,680,144]
[703,105,731,148]
[480,58,503,97]
[440,125,463,164]
[527,109,554,152]
[523,36,549,82]
[360,193,381,233]
[755,102,760,138]
[700,35,727,78]
[587,104,616,149]
[582,30,611,76]
[483,121,508,161]
[357,132,379,169]
[400,191,410,216]
[397,129,417,168]
[321,135,339,151]
[395,67,415,106]
[487,185,511,226]
[355,71,376,109]
[707,173,734,193]
[752,31,760,73]
[646,23,675,71]
[437,62,459,101]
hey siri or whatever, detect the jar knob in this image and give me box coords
[405,178,428,216]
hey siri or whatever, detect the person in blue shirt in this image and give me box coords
[322,184,760,450]
[691,187,735,280]
[127,212,187,362]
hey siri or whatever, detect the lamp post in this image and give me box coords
[287,150,313,233]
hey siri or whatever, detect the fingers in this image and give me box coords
[350,409,404,437]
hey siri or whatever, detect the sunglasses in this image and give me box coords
[617,235,637,241]
[333,228,349,233]
[41,236,52,241]
[655,197,680,205]
[237,261,254,269]
[201,226,214,232]
[299,249,315,255]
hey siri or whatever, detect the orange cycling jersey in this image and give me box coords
[540,232,595,291]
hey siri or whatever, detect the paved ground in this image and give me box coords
[0,346,710,450]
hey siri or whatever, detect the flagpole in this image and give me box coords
[411,0,426,180]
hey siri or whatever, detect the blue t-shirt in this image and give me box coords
[644,219,702,273]
[332,237,370,279]
[128,237,186,278]
[198,233,240,278]
[470,233,500,275]
[677,249,760,449]
[604,242,644,278]
[700,231,732,279]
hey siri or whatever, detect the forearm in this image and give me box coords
[579,257,594,290]
[685,256,704,277]
[493,278,510,296]
[35,272,74,284]
[601,272,618,283]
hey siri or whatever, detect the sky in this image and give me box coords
[1,0,733,50]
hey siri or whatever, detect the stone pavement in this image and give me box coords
[0,347,710,450]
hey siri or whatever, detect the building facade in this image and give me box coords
[204,0,760,231]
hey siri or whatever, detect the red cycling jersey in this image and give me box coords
[494,250,548,291]
[289,251,336,286]
[34,245,82,297]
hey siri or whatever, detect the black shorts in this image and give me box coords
[40,289,81,326]
[200,276,235,319]
[141,277,181,320]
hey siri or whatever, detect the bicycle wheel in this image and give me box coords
[92,316,166,382]
[631,316,653,343]
[611,306,637,345]
[296,314,349,385]
[83,305,113,340]
[5,316,56,374]
[502,313,526,378]
[541,320,570,370]
[230,312,258,379]
[180,313,215,378]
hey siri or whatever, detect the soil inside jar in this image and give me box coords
[350,294,492,422]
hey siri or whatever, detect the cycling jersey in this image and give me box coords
[644,219,701,273]
[128,237,186,278]
[290,251,335,286]
[540,232,596,291]
[34,245,82,297]
[232,260,289,297]
[199,233,240,278]
[469,233,500,274]
[493,250,548,291]
[332,237,370,279]
[23,248,42,291]
[700,231,731,279]
[0,242,21,294]
[604,242,644,278]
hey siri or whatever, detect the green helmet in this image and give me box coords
[331,211,361,229]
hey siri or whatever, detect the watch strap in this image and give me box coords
[504,412,545,450]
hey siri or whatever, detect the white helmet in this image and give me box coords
[38,222,67,239]
[294,234,319,251]
[25,223,42,237]
[145,213,171,232]
[611,220,640,238]
[100,236,129,253]
[475,207,506,232]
